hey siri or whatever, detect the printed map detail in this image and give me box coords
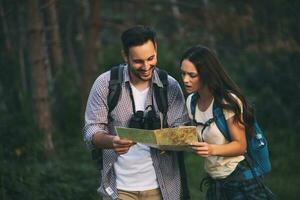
[116,126,198,151]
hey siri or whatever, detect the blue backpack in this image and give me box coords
[190,93,271,180]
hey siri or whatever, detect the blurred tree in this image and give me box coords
[42,0,64,73]
[202,0,216,49]
[81,0,101,110]
[170,0,185,38]
[0,0,12,54]
[27,0,54,154]
[16,2,28,93]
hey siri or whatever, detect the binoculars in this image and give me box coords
[128,110,161,130]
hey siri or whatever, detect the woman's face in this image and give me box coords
[180,59,200,94]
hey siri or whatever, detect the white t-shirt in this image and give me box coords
[114,84,159,191]
[186,93,244,179]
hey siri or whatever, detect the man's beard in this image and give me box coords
[129,65,155,81]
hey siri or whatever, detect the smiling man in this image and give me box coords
[124,39,156,88]
[83,25,190,200]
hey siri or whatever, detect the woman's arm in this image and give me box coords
[190,117,247,158]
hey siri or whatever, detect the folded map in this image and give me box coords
[115,126,198,151]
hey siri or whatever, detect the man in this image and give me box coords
[83,25,189,200]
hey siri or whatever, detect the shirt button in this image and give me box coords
[109,163,112,167]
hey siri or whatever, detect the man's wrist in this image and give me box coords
[92,132,116,149]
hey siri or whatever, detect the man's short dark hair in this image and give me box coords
[121,25,157,56]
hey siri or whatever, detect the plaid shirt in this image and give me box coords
[83,65,190,200]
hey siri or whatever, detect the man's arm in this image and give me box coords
[92,132,133,155]
[83,72,133,154]
[83,73,110,150]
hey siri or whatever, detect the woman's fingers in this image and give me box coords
[189,142,211,157]
[190,146,208,151]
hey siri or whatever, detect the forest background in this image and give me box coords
[1,0,299,199]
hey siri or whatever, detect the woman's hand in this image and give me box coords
[189,116,247,158]
[112,136,134,155]
[189,142,214,158]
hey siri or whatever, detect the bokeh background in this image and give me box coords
[1,0,299,199]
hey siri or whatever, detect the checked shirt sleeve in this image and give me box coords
[83,72,110,150]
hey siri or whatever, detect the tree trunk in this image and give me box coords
[66,12,80,86]
[17,3,27,93]
[42,0,63,73]
[27,0,54,154]
[202,0,215,49]
[0,0,12,54]
[170,0,185,38]
[81,0,101,109]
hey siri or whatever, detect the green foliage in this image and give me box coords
[51,64,82,141]
[0,142,100,200]
[231,49,300,131]
[260,128,300,199]
[185,154,205,199]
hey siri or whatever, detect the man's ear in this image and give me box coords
[121,50,128,63]
[154,42,158,56]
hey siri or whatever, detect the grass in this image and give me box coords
[1,129,300,200]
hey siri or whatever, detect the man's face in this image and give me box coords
[124,40,157,82]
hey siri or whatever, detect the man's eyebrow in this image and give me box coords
[132,59,143,62]
[132,54,156,62]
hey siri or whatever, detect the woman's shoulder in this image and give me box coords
[185,93,195,113]
[186,93,194,102]
[222,92,244,117]
[223,92,242,105]
[229,92,243,108]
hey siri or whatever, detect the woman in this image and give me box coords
[180,45,275,199]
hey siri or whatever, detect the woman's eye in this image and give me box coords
[181,71,198,78]
[190,74,198,78]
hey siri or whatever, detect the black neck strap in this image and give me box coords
[194,118,215,134]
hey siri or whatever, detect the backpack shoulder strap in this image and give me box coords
[212,101,231,141]
[153,68,169,128]
[108,65,124,114]
[190,93,198,122]
[92,65,124,168]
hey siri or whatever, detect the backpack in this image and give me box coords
[190,93,271,180]
[93,64,190,199]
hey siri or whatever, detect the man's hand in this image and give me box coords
[112,136,134,155]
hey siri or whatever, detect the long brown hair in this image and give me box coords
[180,45,255,133]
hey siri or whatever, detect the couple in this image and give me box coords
[83,25,274,200]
